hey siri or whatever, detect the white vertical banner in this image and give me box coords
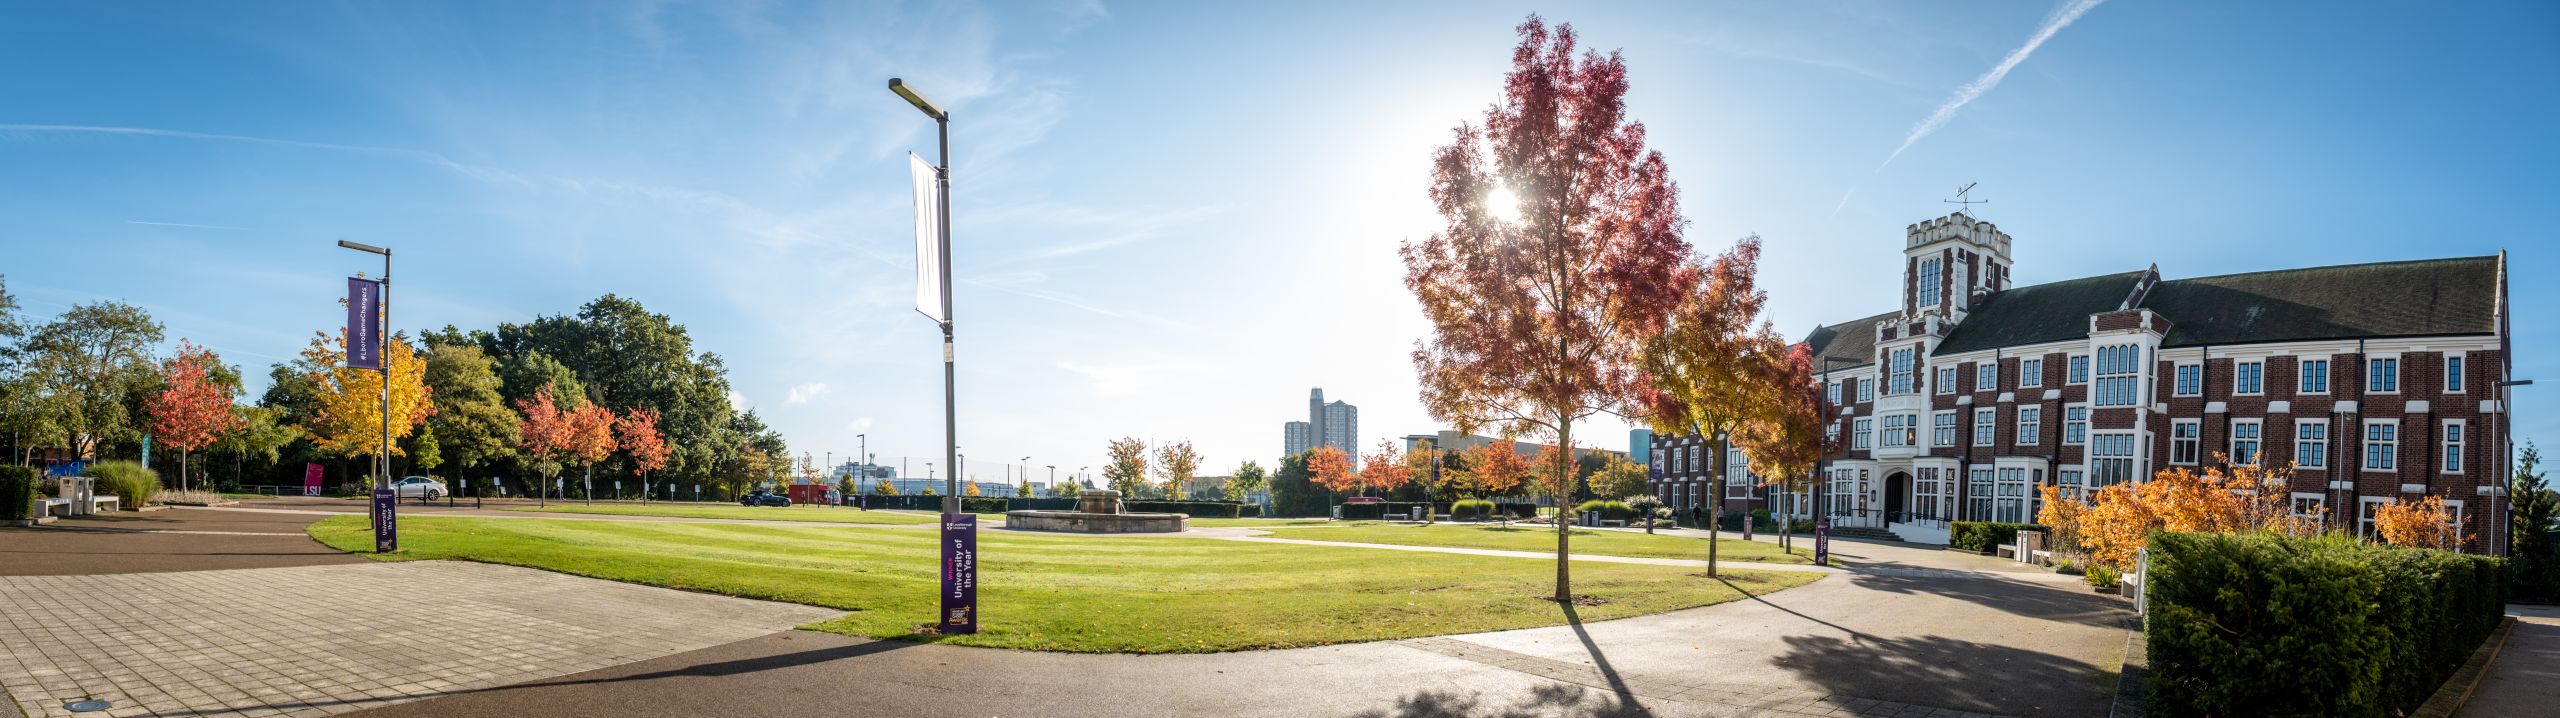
[910,152,947,322]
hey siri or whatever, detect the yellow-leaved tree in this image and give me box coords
[2373,496,2460,550]
[300,330,434,485]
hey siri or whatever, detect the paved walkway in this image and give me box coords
[0,562,838,718]
[2462,604,2560,717]
[0,510,365,576]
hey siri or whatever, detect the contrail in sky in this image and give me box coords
[1836,0,2105,213]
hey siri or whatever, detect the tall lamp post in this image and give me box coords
[338,240,394,553]
[857,433,868,490]
[891,77,960,515]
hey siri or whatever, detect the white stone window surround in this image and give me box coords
[2364,419,2400,472]
[2234,358,2265,396]
[2445,351,2467,394]
[2443,418,2466,475]
[2019,357,2044,388]
[1973,408,1997,447]
[2296,418,2330,469]
[2368,354,2402,394]
[2289,492,2326,519]
[2299,357,2332,395]
[2016,405,2042,445]
[2230,418,2263,466]
[2170,419,2201,465]
[2173,361,2203,397]
[2067,353,2090,385]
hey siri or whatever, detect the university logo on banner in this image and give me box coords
[346,277,383,370]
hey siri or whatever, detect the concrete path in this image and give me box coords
[0,562,838,718]
[2462,604,2560,717]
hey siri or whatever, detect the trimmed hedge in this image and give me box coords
[2147,531,2508,716]
[1949,521,2047,554]
[0,465,38,521]
[1451,499,1497,520]
[1572,500,1637,522]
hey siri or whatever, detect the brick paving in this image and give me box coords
[0,561,838,718]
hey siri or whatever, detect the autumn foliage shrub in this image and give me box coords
[2037,458,2320,569]
[2147,531,2506,717]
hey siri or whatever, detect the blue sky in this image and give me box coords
[3,1,2554,484]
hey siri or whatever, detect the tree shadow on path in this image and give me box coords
[1846,572,2131,630]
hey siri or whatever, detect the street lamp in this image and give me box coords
[891,77,959,515]
[857,433,868,491]
[337,240,394,553]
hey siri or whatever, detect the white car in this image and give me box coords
[392,476,447,500]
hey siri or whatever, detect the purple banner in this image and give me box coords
[1814,519,1830,566]
[940,513,978,634]
[346,277,382,370]
[371,488,397,553]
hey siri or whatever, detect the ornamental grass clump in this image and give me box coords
[85,460,161,508]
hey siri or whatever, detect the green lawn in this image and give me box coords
[1265,523,1830,565]
[497,503,936,525]
[1185,517,1343,528]
[308,515,1818,653]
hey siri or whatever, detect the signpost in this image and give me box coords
[1814,519,1831,566]
[341,249,392,554]
[940,513,978,634]
[371,488,397,553]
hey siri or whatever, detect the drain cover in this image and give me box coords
[65,699,112,712]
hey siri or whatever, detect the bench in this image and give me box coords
[37,496,71,517]
[51,477,119,516]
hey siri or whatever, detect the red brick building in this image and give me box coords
[1649,211,2514,551]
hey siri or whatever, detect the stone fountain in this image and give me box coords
[1003,490,1186,533]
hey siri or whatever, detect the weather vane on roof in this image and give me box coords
[1944,182,1988,215]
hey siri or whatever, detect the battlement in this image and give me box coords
[1906,211,2011,255]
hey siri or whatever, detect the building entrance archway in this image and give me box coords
[1885,471,1911,524]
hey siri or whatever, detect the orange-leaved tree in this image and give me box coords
[1154,439,1202,500]
[1732,341,1828,554]
[2373,496,2459,550]
[1307,445,1360,498]
[147,340,242,492]
[1466,439,1529,500]
[1402,15,1697,603]
[1361,439,1415,503]
[516,388,576,496]
[301,330,434,487]
[2047,456,2318,569]
[616,408,670,500]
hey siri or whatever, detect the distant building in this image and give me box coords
[1283,387,1358,468]
[1283,421,1312,459]
[1628,429,1653,466]
[1400,430,1629,464]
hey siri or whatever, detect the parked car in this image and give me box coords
[392,476,446,500]
[740,490,792,507]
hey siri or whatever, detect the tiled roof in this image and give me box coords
[1934,271,2148,355]
[2143,256,2500,347]
[1802,310,1897,369]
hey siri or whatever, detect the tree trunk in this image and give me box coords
[1555,419,1573,604]
[1708,505,1722,578]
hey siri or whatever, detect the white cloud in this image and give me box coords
[786,382,832,404]
[845,417,874,432]
[1056,359,1209,400]
[727,390,749,411]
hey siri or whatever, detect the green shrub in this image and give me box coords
[1451,499,1497,520]
[1571,500,1636,521]
[1949,521,2047,554]
[2084,564,2118,588]
[0,466,38,521]
[2146,531,2508,717]
[960,497,1009,514]
[85,460,160,508]
[1238,503,1263,518]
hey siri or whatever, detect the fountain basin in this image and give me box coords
[1003,510,1187,534]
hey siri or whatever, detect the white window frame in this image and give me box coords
[1932,411,1958,447]
[2289,492,2325,519]
[1827,381,1841,405]
[2230,419,2262,467]
[1976,362,1998,392]
[2067,354,2089,385]
[2358,496,2390,540]
[2299,358,2330,394]
[2019,357,2044,388]
[2092,432,2137,488]
[1994,467,2030,523]
[1858,376,1874,403]
[2442,419,2465,474]
[1726,447,1755,498]
[1937,367,1957,395]
[2296,419,2329,469]
[2368,355,2400,394]
[1880,414,1915,448]
[2059,469,2086,502]
[2170,419,2201,466]
[1967,468,1995,521]
[2445,353,2466,394]
[1852,418,1874,451]
[1973,408,1997,447]
[2174,362,2202,397]
[1888,347,1917,396]
[2064,404,2088,445]
[2445,499,2467,549]
[2015,405,2042,445]
[2234,359,2264,396]
[2095,344,2141,407]
[1917,257,1943,309]
[2363,419,2399,472]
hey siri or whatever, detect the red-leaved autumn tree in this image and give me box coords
[1731,342,1829,555]
[517,388,613,498]
[148,340,242,492]
[1402,15,1697,602]
[617,408,670,500]
[1467,439,1530,498]
[1307,445,1360,497]
[1361,439,1415,502]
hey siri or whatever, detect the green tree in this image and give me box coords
[25,301,165,460]
[1587,456,1650,501]
[409,424,443,475]
[210,405,298,487]
[1268,451,1332,518]
[423,343,520,482]
[2512,442,2559,599]
[1227,460,1268,504]
[1105,437,1149,496]
[1014,480,1033,498]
